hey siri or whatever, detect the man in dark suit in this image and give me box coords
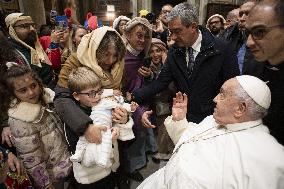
[246,0,284,145]
[132,2,239,126]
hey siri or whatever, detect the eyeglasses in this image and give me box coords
[209,20,221,25]
[14,23,36,29]
[246,24,284,40]
[77,89,103,98]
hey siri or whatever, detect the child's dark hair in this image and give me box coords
[0,64,45,117]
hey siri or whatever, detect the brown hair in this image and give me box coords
[0,64,45,116]
[68,67,102,93]
[71,25,88,49]
[96,31,126,64]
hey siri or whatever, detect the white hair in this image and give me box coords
[234,83,268,120]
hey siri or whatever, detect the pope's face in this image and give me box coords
[213,78,240,125]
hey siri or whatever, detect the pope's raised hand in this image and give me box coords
[172,92,188,121]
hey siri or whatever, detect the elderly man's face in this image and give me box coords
[209,17,223,35]
[213,78,241,125]
[13,18,37,46]
[238,2,255,31]
[246,5,284,65]
[168,17,198,48]
[127,25,150,52]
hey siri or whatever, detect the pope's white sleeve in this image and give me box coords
[164,116,193,145]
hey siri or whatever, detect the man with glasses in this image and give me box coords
[220,1,265,76]
[206,14,226,36]
[4,13,54,87]
[246,0,284,145]
[133,2,239,125]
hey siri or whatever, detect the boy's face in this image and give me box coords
[73,85,102,107]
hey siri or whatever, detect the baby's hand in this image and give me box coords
[130,102,139,112]
[111,127,120,140]
[113,90,122,96]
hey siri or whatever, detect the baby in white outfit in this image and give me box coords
[70,89,137,168]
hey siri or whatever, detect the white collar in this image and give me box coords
[191,30,202,53]
[224,119,263,131]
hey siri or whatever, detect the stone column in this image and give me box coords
[135,0,152,17]
[18,0,46,30]
[131,0,138,17]
[198,0,208,25]
[141,0,152,12]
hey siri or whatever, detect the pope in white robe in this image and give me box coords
[138,75,284,189]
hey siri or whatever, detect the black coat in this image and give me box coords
[133,27,240,123]
[220,23,265,77]
[262,62,284,145]
[54,85,92,153]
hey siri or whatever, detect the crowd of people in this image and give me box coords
[0,0,283,188]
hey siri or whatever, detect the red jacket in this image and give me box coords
[39,36,62,70]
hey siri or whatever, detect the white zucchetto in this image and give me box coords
[236,75,271,109]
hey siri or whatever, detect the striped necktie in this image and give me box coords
[186,47,194,74]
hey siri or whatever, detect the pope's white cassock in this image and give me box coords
[137,115,284,189]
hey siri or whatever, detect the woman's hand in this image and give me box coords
[1,127,14,147]
[161,51,168,64]
[138,66,152,78]
[113,89,122,96]
[154,19,164,33]
[172,92,188,121]
[126,92,132,102]
[112,107,128,124]
[7,152,21,174]
[141,110,156,128]
[50,29,64,43]
[130,102,139,112]
[111,127,120,140]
